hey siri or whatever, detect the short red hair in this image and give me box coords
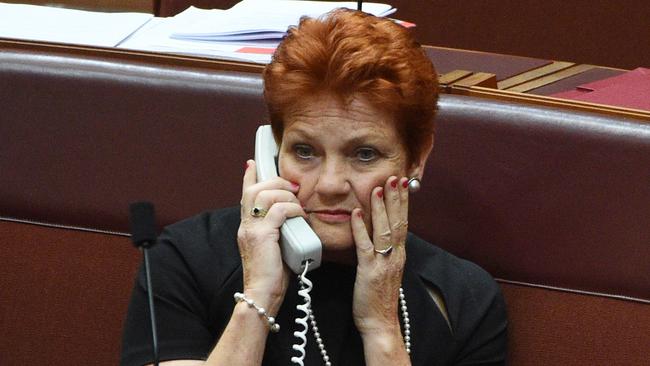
[263,9,439,163]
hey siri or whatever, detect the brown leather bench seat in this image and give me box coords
[1,46,648,365]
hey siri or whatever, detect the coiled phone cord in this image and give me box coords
[291,261,312,365]
[290,261,410,365]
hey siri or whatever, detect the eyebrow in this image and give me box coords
[284,126,387,146]
[283,128,313,140]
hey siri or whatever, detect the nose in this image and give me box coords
[314,157,350,197]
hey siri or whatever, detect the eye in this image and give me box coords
[355,147,378,162]
[293,144,314,159]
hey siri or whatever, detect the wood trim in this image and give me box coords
[0,38,265,74]
[439,70,473,85]
[452,72,497,88]
[497,61,575,89]
[506,64,596,93]
[450,86,650,122]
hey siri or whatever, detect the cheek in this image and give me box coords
[352,174,388,209]
[278,149,300,180]
[353,184,374,210]
[278,156,311,203]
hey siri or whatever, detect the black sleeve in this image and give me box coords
[120,208,242,366]
[452,261,508,366]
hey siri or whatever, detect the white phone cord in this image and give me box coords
[291,262,316,365]
[291,261,411,366]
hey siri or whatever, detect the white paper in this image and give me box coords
[119,1,399,64]
[118,16,275,64]
[171,1,395,40]
[124,39,274,64]
[0,3,153,47]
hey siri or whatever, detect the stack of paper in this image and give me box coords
[119,0,397,64]
[171,0,395,42]
[0,2,152,48]
[0,0,401,64]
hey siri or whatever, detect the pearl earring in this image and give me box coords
[407,177,421,193]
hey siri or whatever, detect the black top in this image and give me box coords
[121,207,507,366]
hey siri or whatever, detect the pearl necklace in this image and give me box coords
[299,280,412,365]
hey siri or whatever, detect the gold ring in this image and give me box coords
[250,207,268,218]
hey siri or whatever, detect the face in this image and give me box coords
[278,93,415,261]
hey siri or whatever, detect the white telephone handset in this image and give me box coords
[254,125,322,274]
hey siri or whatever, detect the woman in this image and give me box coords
[121,9,507,366]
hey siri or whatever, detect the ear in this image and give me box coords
[406,134,434,180]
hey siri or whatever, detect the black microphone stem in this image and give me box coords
[143,247,159,366]
[357,1,362,11]
[129,201,159,365]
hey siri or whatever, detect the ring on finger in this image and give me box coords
[374,245,394,256]
[250,206,268,218]
[393,220,408,230]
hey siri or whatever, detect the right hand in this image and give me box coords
[237,159,305,314]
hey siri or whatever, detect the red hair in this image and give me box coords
[263,9,439,163]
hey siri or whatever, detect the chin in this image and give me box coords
[306,215,360,264]
[310,221,355,252]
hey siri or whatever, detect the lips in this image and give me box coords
[309,209,352,223]
[313,209,351,215]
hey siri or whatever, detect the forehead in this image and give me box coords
[283,93,398,140]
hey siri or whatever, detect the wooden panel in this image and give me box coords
[497,61,575,89]
[452,72,497,88]
[528,67,626,96]
[387,0,650,70]
[506,64,596,93]
[424,46,551,81]
[438,69,473,85]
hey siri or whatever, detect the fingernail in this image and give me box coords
[390,178,398,189]
[356,210,363,218]
[376,188,384,198]
[402,179,409,189]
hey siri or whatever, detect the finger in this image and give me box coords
[241,159,257,217]
[242,159,257,201]
[384,176,403,241]
[253,189,301,212]
[399,177,410,208]
[241,175,299,212]
[262,202,307,229]
[390,176,410,245]
[350,208,373,265]
[371,186,392,251]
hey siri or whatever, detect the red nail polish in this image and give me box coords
[390,178,398,189]
[402,179,409,188]
[356,210,363,218]
[377,188,384,198]
[291,182,300,190]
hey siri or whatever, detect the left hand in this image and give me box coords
[350,175,409,336]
